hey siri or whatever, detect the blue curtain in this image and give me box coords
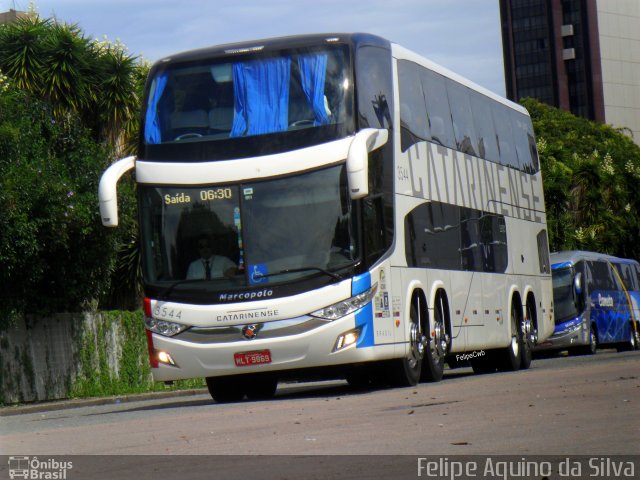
[299,54,329,126]
[144,72,168,144]
[230,58,291,137]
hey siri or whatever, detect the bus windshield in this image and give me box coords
[552,266,580,324]
[139,165,357,298]
[142,44,353,159]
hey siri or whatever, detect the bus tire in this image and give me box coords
[245,374,278,401]
[617,322,640,352]
[497,300,522,372]
[633,323,640,351]
[572,327,597,355]
[520,299,535,370]
[388,299,425,386]
[587,327,598,354]
[206,376,246,403]
[345,364,383,389]
[470,351,497,374]
[580,327,598,355]
[345,369,372,389]
[421,292,447,382]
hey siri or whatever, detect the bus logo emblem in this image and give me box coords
[242,324,261,340]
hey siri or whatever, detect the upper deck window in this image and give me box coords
[142,45,352,158]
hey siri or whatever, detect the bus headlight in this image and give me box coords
[310,283,377,321]
[333,328,361,352]
[145,317,188,337]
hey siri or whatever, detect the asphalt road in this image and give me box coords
[1,350,639,479]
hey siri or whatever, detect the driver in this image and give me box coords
[186,235,236,279]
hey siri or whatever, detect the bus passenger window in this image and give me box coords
[491,103,517,170]
[356,46,393,130]
[421,69,455,149]
[511,110,537,173]
[398,60,428,151]
[469,91,500,162]
[536,230,550,274]
[447,81,478,156]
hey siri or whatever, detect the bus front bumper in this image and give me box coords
[534,323,590,351]
[147,314,394,381]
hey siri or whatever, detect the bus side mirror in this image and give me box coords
[573,272,585,310]
[346,128,388,200]
[98,156,136,227]
[574,272,583,296]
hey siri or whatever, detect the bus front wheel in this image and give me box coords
[206,376,246,403]
[245,374,278,400]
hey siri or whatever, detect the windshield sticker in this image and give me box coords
[249,263,269,285]
[199,188,234,202]
[164,192,192,205]
[243,187,254,200]
[234,207,245,270]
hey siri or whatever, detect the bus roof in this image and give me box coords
[149,32,528,117]
[390,43,529,116]
[152,33,390,66]
[550,250,639,269]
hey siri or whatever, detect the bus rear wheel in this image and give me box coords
[388,300,425,386]
[470,352,497,374]
[520,300,535,370]
[633,323,640,351]
[421,293,447,382]
[617,322,640,352]
[497,301,522,372]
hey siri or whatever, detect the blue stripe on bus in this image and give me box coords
[355,302,375,348]
[351,272,371,296]
[352,272,374,348]
[554,316,582,335]
[551,262,572,270]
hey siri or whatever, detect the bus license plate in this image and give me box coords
[234,350,272,367]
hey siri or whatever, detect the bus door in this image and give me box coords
[614,261,640,325]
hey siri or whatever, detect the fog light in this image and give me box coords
[157,350,176,366]
[333,328,361,352]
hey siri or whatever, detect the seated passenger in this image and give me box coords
[186,236,236,279]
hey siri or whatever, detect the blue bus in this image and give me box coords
[537,250,640,354]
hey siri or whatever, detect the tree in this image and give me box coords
[0,14,147,156]
[523,98,640,259]
[0,84,117,320]
[0,14,148,323]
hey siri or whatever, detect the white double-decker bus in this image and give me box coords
[99,33,554,402]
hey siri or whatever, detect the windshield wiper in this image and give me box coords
[158,261,361,298]
[257,266,343,281]
[158,279,206,300]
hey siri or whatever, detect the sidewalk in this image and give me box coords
[0,388,208,417]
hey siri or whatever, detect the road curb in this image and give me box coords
[0,388,209,417]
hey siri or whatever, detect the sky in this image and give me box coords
[7,0,506,96]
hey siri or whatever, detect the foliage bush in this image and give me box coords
[0,87,121,322]
[0,15,146,155]
[70,311,204,399]
[523,98,640,259]
[0,15,146,326]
